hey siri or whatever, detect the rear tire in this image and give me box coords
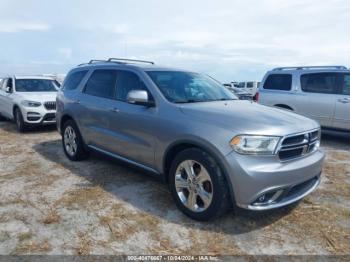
[14,108,27,132]
[62,120,89,161]
[169,148,231,221]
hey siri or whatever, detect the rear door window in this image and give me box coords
[84,70,117,99]
[64,70,88,90]
[263,74,292,91]
[300,73,338,94]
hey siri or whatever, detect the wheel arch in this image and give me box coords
[12,104,21,119]
[274,104,294,111]
[59,114,75,133]
[162,139,236,204]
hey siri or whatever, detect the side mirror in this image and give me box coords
[5,86,12,93]
[127,90,155,107]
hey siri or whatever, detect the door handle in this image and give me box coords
[73,100,80,104]
[337,98,350,104]
[110,108,120,113]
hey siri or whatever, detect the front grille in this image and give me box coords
[278,129,320,161]
[44,101,56,111]
[285,176,319,199]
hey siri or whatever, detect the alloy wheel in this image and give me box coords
[64,126,78,157]
[175,160,213,212]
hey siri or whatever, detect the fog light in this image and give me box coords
[258,195,266,202]
[253,189,284,206]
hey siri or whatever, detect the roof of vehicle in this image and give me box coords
[267,65,350,74]
[75,58,190,72]
[2,75,57,80]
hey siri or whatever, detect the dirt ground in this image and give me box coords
[0,120,349,255]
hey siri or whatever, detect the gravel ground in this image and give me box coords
[0,120,349,255]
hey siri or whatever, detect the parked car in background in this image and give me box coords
[0,75,59,131]
[237,81,260,96]
[224,83,253,100]
[57,58,324,221]
[42,74,65,86]
[258,66,350,132]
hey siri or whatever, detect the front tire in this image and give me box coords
[14,108,27,132]
[0,113,7,121]
[62,120,89,161]
[169,148,231,221]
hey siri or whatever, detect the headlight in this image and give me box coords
[21,100,41,107]
[230,135,281,155]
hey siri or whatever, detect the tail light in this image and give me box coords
[254,92,259,102]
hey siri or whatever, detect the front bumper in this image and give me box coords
[21,106,56,125]
[224,149,325,210]
[238,174,320,210]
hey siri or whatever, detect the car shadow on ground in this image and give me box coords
[0,120,57,134]
[321,130,350,150]
[33,139,302,236]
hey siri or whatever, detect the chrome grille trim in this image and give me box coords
[277,128,320,161]
[44,101,56,111]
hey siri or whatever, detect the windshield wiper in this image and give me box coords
[175,99,204,103]
[175,98,237,103]
[218,98,238,101]
[175,98,238,104]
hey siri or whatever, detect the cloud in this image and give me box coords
[58,48,73,60]
[111,24,130,34]
[0,0,349,81]
[0,21,51,33]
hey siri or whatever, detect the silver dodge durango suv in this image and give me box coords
[56,58,325,220]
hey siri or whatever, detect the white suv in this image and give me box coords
[258,66,350,131]
[237,81,260,95]
[0,75,60,132]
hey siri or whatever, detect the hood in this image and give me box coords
[179,100,319,136]
[17,92,57,103]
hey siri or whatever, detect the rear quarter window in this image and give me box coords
[263,74,292,91]
[300,73,338,94]
[63,70,88,90]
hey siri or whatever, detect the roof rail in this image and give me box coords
[107,58,154,65]
[78,58,155,66]
[272,65,347,71]
[78,59,108,66]
[89,59,107,64]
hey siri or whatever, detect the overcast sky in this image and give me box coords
[0,0,349,81]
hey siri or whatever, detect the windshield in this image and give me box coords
[15,79,58,92]
[147,71,237,103]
